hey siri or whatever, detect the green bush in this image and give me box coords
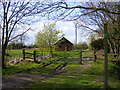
[108,63,117,78]
[83,61,104,76]
[90,39,104,50]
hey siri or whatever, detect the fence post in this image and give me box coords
[41,50,43,56]
[34,51,37,62]
[79,50,82,64]
[94,50,97,62]
[104,22,108,89]
[23,49,25,60]
[64,51,66,58]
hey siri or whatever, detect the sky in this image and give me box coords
[0,0,100,45]
[25,20,91,45]
[22,1,99,45]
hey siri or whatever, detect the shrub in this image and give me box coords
[90,39,104,50]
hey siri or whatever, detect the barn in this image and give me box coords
[54,37,73,51]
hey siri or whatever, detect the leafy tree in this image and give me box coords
[90,39,104,51]
[73,43,88,50]
[7,42,26,49]
[35,22,64,56]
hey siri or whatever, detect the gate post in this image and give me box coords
[41,50,43,57]
[23,49,25,60]
[94,50,97,62]
[34,51,37,62]
[79,50,82,64]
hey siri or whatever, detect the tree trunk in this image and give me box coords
[2,40,8,69]
[2,46,6,69]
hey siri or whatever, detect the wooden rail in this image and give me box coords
[22,50,97,64]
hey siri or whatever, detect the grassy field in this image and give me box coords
[3,49,120,89]
[28,61,120,88]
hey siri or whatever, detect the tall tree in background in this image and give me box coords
[59,2,120,58]
[43,2,120,58]
[85,2,120,58]
[35,22,64,56]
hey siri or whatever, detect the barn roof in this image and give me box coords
[54,37,73,45]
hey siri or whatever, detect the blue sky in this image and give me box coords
[1,0,99,45]
[25,20,92,45]
[23,1,99,45]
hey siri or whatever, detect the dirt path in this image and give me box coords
[2,59,70,88]
[2,72,55,88]
[2,60,91,89]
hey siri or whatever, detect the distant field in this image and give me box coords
[6,49,23,61]
[6,49,43,61]
[6,49,76,60]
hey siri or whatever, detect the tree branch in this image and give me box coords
[9,28,31,42]
[60,4,120,15]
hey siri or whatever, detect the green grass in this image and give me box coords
[31,63,61,74]
[3,54,66,75]
[6,49,23,61]
[6,49,41,60]
[28,61,101,88]
[108,54,116,60]
[31,56,69,74]
[6,49,93,61]
[3,61,41,75]
[29,61,120,89]
[28,60,120,88]
[83,62,104,76]
[29,76,103,88]
[3,49,120,88]
[82,50,93,58]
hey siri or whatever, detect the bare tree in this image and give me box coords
[59,2,120,15]
[55,2,120,58]
[0,1,62,68]
[82,2,120,58]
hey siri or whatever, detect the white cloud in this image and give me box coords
[56,21,75,44]
[25,22,45,45]
[25,20,89,45]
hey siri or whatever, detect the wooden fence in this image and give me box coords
[22,50,96,63]
[23,50,38,62]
